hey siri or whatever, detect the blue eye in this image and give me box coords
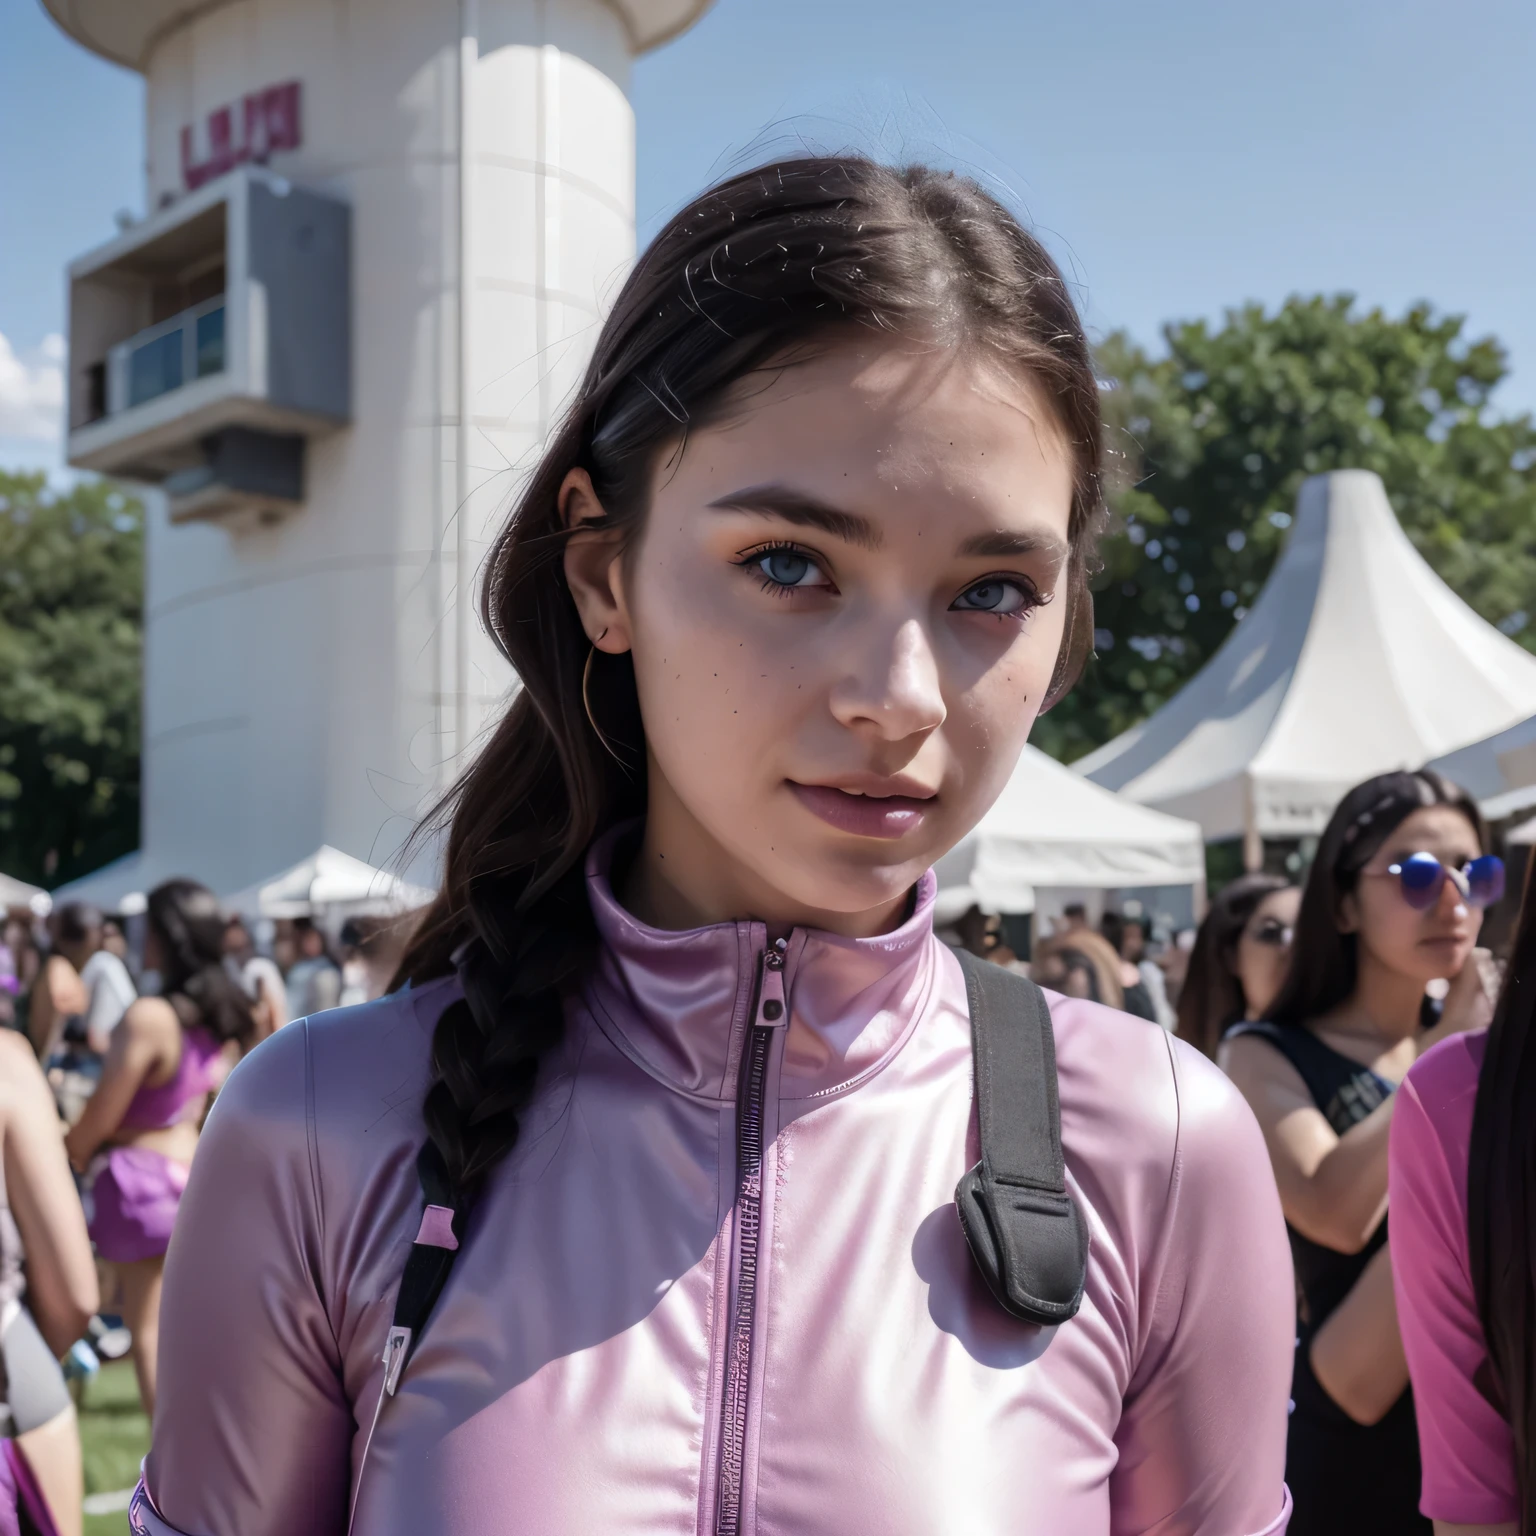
[754,549,824,588]
[953,578,1031,614]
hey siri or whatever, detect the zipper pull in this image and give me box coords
[755,938,789,1028]
[381,1325,412,1396]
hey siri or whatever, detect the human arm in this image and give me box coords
[1307,1241,1407,1423]
[27,955,86,1059]
[1220,1032,1393,1251]
[144,1021,353,1535]
[0,1033,99,1354]
[63,998,173,1168]
[1389,1053,1519,1529]
[1112,1040,1295,1535]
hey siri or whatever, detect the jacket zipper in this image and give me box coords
[716,938,788,1536]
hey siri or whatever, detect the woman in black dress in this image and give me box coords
[1221,771,1501,1535]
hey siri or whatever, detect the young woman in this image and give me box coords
[0,1031,98,1536]
[1177,874,1300,1058]
[1222,772,1502,1536]
[65,880,255,1417]
[1389,871,1536,1535]
[136,157,1294,1536]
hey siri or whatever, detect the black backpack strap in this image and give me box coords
[379,1142,466,1396]
[953,949,1089,1328]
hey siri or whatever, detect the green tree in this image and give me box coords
[1033,297,1536,762]
[0,471,143,887]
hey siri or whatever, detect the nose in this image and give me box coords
[829,616,947,742]
[1437,865,1471,919]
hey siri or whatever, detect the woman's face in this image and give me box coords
[1232,887,1300,1020]
[565,338,1075,933]
[1343,805,1484,983]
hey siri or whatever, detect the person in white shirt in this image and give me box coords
[50,903,137,1055]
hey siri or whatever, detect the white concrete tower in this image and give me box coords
[44,0,709,899]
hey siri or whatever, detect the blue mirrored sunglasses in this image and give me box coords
[1384,851,1505,911]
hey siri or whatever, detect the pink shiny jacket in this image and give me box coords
[139,851,1294,1535]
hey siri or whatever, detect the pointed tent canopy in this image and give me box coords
[224,846,434,920]
[933,744,1205,923]
[1077,470,1536,841]
[1426,712,1536,821]
[0,871,48,915]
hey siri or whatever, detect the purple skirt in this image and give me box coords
[89,1148,190,1264]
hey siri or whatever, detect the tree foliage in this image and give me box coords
[0,472,143,887]
[1034,297,1536,762]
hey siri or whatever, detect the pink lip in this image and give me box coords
[789,781,936,840]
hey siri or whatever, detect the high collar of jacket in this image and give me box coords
[582,825,942,1104]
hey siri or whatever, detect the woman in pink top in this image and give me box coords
[1391,882,1536,1535]
[134,156,1294,1536]
[66,880,254,1417]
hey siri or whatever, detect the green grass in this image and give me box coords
[78,1360,148,1536]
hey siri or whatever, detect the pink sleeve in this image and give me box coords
[1389,1050,1518,1526]
[1112,1039,1295,1536]
[145,1020,355,1535]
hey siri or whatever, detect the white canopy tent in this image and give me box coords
[0,871,49,916]
[223,845,434,921]
[1427,713,1536,821]
[933,744,1205,924]
[1077,470,1536,851]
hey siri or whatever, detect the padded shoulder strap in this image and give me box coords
[953,949,1089,1328]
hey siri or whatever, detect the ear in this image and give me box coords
[560,468,632,654]
[1337,889,1360,935]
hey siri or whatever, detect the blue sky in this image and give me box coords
[3,0,1533,472]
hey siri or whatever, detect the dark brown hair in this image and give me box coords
[1176,873,1293,1057]
[394,155,1107,1205]
[146,879,257,1047]
[1469,858,1536,1530]
[1266,770,1486,1032]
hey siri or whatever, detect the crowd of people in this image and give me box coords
[2,153,1531,1536]
[948,767,1520,1533]
[0,887,407,1534]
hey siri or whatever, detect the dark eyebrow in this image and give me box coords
[957,529,1072,563]
[706,483,883,551]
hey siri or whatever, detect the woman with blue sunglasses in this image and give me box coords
[1222,770,1503,1536]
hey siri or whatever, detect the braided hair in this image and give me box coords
[393,155,1109,1210]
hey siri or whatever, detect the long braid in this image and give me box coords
[424,862,597,1201]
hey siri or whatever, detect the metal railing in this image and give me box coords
[105,296,226,417]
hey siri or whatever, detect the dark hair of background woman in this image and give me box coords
[1265,770,1486,1032]
[145,879,256,1047]
[1175,872,1292,1057]
[390,155,1109,1208]
[1469,859,1536,1532]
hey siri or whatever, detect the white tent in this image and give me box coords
[45,853,148,915]
[933,744,1205,923]
[224,845,434,920]
[0,870,49,916]
[1427,713,1536,821]
[1077,470,1536,846]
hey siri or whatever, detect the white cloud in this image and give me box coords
[0,331,66,443]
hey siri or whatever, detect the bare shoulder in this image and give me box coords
[0,1030,50,1114]
[1219,1026,1311,1108]
[120,993,183,1044]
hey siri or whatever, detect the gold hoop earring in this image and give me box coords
[582,636,625,765]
